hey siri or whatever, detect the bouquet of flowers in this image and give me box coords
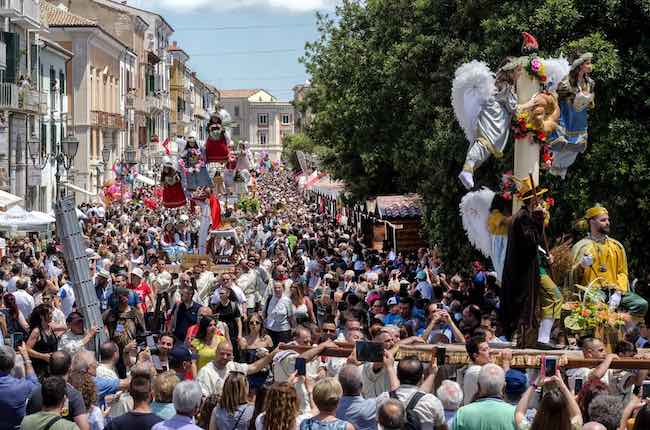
[236,195,261,214]
[563,280,627,332]
[511,111,547,144]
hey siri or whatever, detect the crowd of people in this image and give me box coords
[0,166,649,430]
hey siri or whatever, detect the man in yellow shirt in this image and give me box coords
[571,205,647,318]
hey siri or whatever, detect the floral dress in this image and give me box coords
[180,145,212,191]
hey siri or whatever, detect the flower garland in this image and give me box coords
[563,281,628,332]
[511,111,554,170]
[178,148,205,175]
[525,56,547,83]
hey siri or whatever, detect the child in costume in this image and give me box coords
[205,120,230,163]
[160,157,186,209]
[179,133,212,192]
[549,53,595,178]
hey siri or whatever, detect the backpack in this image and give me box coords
[389,390,425,430]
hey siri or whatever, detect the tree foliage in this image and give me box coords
[302,0,650,274]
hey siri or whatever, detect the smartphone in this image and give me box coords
[643,380,650,399]
[544,356,557,377]
[574,377,583,394]
[436,346,446,366]
[151,355,163,372]
[295,357,307,376]
[356,341,384,363]
[146,335,157,349]
[12,332,24,350]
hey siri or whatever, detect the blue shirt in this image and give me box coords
[151,414,202,430]
[383,313,405,327]
[415,281,433,300]
[336,395,377,430]
[0,371,39,430]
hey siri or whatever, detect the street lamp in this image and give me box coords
[124,145,137,166]
[101,144,111,165]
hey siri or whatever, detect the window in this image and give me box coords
[59,70,65,95]
[259,133,267,145]
[281,114,290,125]
[258,113,268,126]
[232,125,240,136]
[234,106,240,117]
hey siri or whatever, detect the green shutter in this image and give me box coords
[3,32,19,83]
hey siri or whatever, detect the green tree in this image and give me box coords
[282,133,316,171]
[302,0,650,274]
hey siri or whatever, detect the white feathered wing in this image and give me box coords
[542,57,570,92]
[459,187,495,258]
[451,61,496,143]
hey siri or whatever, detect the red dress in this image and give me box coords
[205,135,229,163]
[162,175,186,208]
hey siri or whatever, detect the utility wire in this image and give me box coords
[174,24,313,31]
[188,48,302,57]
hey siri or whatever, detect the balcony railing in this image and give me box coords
[23,90,46,114]
[161,96,171,111]
[0,41,6,70]
[0,0,40,25]
[134,96,146,113]
[194,106,208,120]
[91,111,127,129]
[0,82,18,109]
[145,95,161,112]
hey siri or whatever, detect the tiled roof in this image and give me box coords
[220,89,262,98]
[375,194,422,219]
[42,1,97,27]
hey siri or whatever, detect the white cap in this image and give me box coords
[132,267,144,279]
[387,296,399,306]
[188,131,198,139]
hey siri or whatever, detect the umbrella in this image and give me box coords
[0,206,55,232]
[48,207,87,220]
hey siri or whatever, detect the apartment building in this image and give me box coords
[190,74,218,143]
[44,1,129,202]
[0,0,47,209]
[168,41,191,146]
[220,89,295,162]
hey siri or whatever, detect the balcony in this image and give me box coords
[177,111,191,124]
[133,96,146,113]
[23,90,47,114]
[194,106,208,120]
[0,0,40,27]
[91,111,127,129]
[0,41,6,70]
[145,95,161,112]
[161,95,171,111]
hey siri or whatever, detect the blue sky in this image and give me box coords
[132,0,339,101]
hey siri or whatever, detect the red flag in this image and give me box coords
[209,194,221,230]
[162,137,171,155]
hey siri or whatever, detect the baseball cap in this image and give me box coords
[170,344,198,363]
[416,271,427,281]
[387,296,399,306]
[97,269,110,279]
[505,369,528,397]
[132,268,144,279]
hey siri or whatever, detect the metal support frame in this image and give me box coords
[54,195,108,356]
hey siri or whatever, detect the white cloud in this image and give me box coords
[134,0,339,13]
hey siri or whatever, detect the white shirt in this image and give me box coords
[59,283,75,317]
[376,385,446,429]
[362,362,394,398]
[59,331,88,357]
[6,275,19,293]
[197,360,249,397]
[264,295,293,332]
[13,289,34,320]
[566,367,612,393]
[460,364,482,405]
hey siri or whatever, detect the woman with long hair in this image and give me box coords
[191,316,226,371]
[1,292,29,335]
[209,372,254,430]
[25,304,58,378]
[248,383,270,430]
[198,394,221,429]
[239,313,273,391]
[515,371,582,430]
[289,282,315,326]
[254,382,308,430]
[69,370,104,430]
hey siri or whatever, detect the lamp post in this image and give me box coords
[124,144,137,194]
[28,131,78,204]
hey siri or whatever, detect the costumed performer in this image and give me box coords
[571,205,648,319]
[455,58,542,190]
[500,177,563,349]
[205,121,230,163]
[197,189,222,255]
[160,222,188,263]
[160,157,186,209]
[549,53,595,178]
[179,132,212,192]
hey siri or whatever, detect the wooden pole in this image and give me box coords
[513,67,541,213]
[280,343,650,370]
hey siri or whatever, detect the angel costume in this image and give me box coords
[453,61,518,189]
[549,55,595,178]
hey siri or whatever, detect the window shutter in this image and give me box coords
[3,32,18,83]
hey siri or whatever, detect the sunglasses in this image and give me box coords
[249,320,261,326]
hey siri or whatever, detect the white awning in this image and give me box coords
[0,190,23,210]
[134,174,156,186]
[62,182,97,197]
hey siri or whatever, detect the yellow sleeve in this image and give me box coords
[613,241,629,293]
[487,210,508,235]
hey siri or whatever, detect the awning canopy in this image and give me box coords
[0,206,55,232]
[62,182,97,197]
[134,174,156,186]
[0,190,23,210]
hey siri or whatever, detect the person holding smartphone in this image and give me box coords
[0,343,38,429]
